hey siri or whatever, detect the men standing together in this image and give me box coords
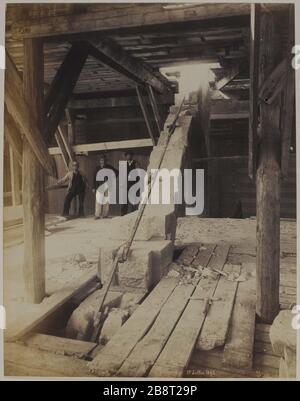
[53,152,139,219]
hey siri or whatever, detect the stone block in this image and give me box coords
[109,210,177,242]
[98,240,173,290]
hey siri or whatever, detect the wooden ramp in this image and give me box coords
[88,242,257,378]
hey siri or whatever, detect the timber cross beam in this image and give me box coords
[44,42,89,144]
[85,39,173,94]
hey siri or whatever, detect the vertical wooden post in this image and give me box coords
[256,11,281,323]
[9,145,21,205]
[147,85,163,134]
[136,85,156,145]
[23,38,46,303]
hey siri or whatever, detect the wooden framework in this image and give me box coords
[3,3,295,330]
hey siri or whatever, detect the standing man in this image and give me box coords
[121,151,139,216]
[55,161,88,218]
[93,154,118,219]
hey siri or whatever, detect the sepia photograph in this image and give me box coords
[0,1,298,383]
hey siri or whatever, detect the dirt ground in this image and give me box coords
[3,216,296,304]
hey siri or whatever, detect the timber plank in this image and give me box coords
[197,264,241,351]
[148,243,230,378]
[4,343,95,377]
[6,267,97,341]
[191,244,216,268]
[222,263,256,369]
[118,244,216,377]
[118,284,195,377]
[176,244,199,266]
[88,277,179,376]
[190,349,279,379]
[23,333,97,358]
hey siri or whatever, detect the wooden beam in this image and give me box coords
[193,155,248,163]
[44,43,88,142]
[58,124,76,163]
[22,38,46,303]
[198,68,211,156]
[281,5,295,179]
[4,105,23,165]
[5,51,56,177]
[54,130,70,170]
[65,108,75,145]
[215,65,240,90]
[256,11,281,323]
[68,93,175,109]
[211,112,249,120]
[86,39,171,94]
[136,85,156,145]
[9,146,21,206]
[9,3,251,38]
[147,85,163,133]
[248,4,261,180]
[48,138,153,155]
[5,268,97,341]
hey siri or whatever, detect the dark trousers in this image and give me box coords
[63,190,85,217]
[121,185,139,216]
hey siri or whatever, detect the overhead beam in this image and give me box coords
[49,138,153,155]
[68,93,174,109]
[86,39,171,94]
[5,51,56,177]
[9,3,252,39]
[44,42,88,143]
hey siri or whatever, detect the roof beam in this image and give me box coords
[8,3,252,39]
[44,42,88,142]
[85,39,171,94]
[68,93,174,109]
[49,138,153,155]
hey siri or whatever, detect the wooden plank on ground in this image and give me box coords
[23,333,97,358]
[191,244,216,268]
[118,284,195,377]
[88,277,179,376]
[176,244,199,266]
[222,263,256,369]
[197,264,241,351]
[118,243,216,377]
[5,267,97,341]
[148,243,230,378]
[4,342,95,377]
[190,348,279,379]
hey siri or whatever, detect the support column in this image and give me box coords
[256,12,281,323]
[22,38,46,303]
[9,146,21,206]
